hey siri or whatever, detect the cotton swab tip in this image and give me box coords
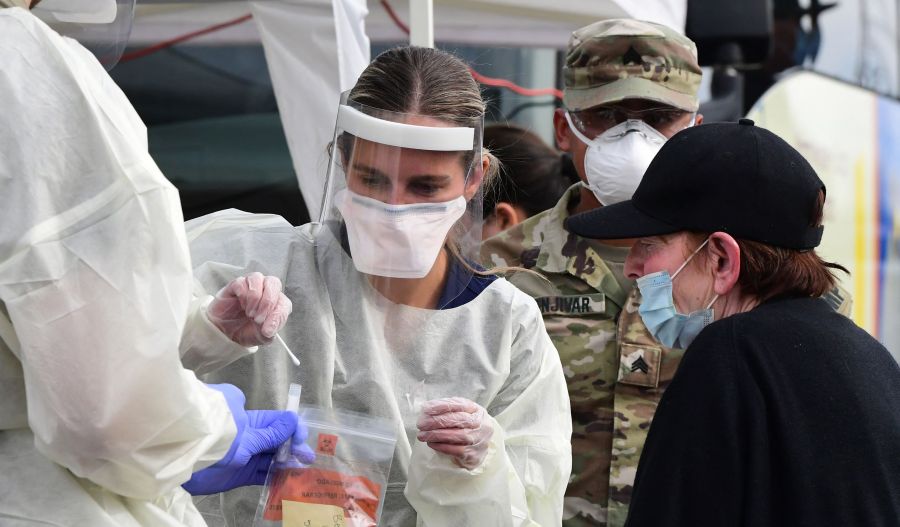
[274,333,300,367]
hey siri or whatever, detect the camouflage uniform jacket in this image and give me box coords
[482,185,637,526]
[608,288,683,527]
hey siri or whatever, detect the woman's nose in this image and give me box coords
[391,190,424,206]
[383,190,406,205]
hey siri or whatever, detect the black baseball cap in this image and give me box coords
[564,119,825,250]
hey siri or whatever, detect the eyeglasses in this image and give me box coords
[568,106,692,139]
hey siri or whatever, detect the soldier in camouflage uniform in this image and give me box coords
[481,19,704,527]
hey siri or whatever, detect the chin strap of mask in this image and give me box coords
[673,237,719,312]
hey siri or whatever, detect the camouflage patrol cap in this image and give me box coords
[563,19,702,112]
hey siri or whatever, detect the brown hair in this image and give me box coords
[482,124,574,218]
[689,191,848,301]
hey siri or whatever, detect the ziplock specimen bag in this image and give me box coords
[254,406,397,527]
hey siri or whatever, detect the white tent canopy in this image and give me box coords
[132,0,687,47]
[367,0,686,48]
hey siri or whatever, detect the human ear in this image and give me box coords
[493,202,524,230]
[553,108,573,152]
[464,155,488,201]
[694,113,704,125]
[707,232,741,296]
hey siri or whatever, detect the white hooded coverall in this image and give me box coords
[0,9,247,526]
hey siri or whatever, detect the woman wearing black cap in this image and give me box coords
[565,119,900,526]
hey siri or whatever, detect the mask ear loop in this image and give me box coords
[671,237,710,279]
[673,237,719,311]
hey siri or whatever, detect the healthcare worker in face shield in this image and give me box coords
[185,46,572,526]
[0,4,310,526]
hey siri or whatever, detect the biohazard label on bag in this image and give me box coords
[317,433,339,456]
[263,467,382,525]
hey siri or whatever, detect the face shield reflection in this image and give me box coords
[318,98,485,302]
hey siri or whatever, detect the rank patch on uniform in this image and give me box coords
[630,356,650,374]
[618,344,661,387]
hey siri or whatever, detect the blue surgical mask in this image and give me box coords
[636,238,718,349]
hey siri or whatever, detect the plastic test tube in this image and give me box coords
[276,383,302,463]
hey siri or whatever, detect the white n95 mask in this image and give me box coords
[565,114,668,206]
[335,188,468,279]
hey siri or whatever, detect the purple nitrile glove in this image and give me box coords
[184,383,312,495]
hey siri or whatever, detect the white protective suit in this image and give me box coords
[0,9,247,526]
[185,210,573,526]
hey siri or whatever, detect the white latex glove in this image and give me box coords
[416,397,494,470]
[207,272,292,346]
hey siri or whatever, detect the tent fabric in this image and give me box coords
[250,0,369,219]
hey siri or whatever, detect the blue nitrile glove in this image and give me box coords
[284,415,316,467]
[184,383,302,495]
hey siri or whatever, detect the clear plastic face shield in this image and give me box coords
[316,92,485,309]
[32,0,135,70]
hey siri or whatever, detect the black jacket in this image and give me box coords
[626,296,900,527]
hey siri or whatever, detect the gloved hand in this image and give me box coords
[207,272,292,346]
[416,397,494,470]
[183,384,315,495]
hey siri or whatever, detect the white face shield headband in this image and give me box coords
[0,0,31,9]
[31,0,134,70]
[33,0,117,23]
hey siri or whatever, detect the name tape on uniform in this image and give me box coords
[535,293,606,316]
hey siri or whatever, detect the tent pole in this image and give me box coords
[409,0,434,48]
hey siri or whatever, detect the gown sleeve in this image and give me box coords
[0,12,235,500]
[179,291,258,376]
